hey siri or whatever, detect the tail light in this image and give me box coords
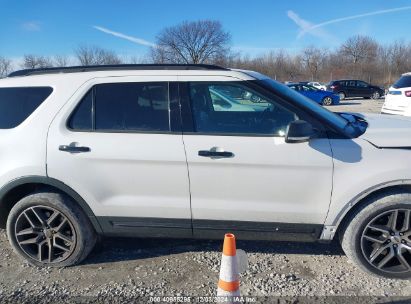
[330,85,337,89]
[405,91,411,97]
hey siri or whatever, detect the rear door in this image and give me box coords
[346,80,357,97]
[47,76,192,237]
[179,77,334,240]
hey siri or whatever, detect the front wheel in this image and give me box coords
[341,191,411,279]
[372,91,381,100]
[6,192,97,267]
[322,96,333,106]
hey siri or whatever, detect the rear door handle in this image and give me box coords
[59,145,90,153]
[198,150,234,158]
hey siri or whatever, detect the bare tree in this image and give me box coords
[53,55,70,67]
[75,45,122,65]
[150,46,170,64]
[340,35,378,64]
[338,35,379,81]
[0,56,13,78]
[21,55,53,69]
[123,55,149,64]
[151,20,231,64]
[301,46,327,81]
[217,35,411,85]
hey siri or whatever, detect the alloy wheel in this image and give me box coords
[361,209,411,274]
[14,205,76,264]
[372,92,380,100]
[323,97,333,106]
[338,92,345,100]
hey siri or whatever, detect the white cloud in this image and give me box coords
[21,21,41,32]
[93,26,156,48]
[288,6,411,39]
[287,10,333,40]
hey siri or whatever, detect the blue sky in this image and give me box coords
[1,0,411,60]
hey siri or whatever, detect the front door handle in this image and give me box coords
[59,145,90,153]
[198,148,234,158]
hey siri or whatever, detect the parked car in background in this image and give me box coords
[308,81,327,91]
[209,87,267,112]
[381,73,411,117]
[287,83,340,105]
[327,80,384,100]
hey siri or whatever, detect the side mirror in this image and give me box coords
[285,120,315,143]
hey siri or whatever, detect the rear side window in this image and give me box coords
[68,90,92,130]
[0,87,53,129]
[68,82,170,132]
[393,75,411,89]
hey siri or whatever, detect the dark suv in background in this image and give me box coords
[327,80,384,100]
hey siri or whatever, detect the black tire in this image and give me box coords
[338,92,345,100]
[6,192,97,267]
[341,191,411,279]
[322,96,333,106]
[371,91,380,100]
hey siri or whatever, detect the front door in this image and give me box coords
[180,78,334,240]
[356,81,372,97]
[47,77,192,237]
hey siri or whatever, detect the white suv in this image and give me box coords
[1,65,411,279]
[382,73,411,116]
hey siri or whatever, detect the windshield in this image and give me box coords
[258,78,348,130]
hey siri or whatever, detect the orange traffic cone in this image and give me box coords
[217,233,240,302]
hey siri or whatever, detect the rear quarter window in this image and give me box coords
[0,87,53,129]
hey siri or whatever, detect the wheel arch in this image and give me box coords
[323,180,411,240]
[0,176,102,233]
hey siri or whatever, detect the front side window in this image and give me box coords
[189,82,297,136]
[301,85,318,92]
[0,87,53,129]
[68,82,170,132]
[357,81,368,88]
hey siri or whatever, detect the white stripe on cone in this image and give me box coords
[219,255,239,282]
[217,254,240,304]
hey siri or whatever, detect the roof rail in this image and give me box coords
[8,64,228,77]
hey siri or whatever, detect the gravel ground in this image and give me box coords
[325,97,384,114]
[1,97,410,303]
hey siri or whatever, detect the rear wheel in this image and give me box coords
[341,191,411,279]
[7,192,97,267]
[322,96,333,106]
[338,92,345,100]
